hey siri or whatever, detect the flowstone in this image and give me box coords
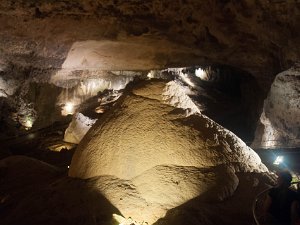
[68,80,268,224]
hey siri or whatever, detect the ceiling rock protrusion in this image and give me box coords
[0,0,299,86]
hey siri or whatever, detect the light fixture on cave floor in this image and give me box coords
[147,71,155,79]
[273,155,284,165]
[113,214,148,225]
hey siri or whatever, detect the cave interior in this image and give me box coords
[0,1,300,225]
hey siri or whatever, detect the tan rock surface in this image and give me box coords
[0,0,299,83]
[0,154,271,225]
[69,81,267,180]
[67,80,269,223]
[64,112,97,144]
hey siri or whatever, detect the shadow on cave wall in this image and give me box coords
[182,65,265,144]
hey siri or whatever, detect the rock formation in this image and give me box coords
[0,1,298,224]
[1,0,300,83]
[252,65,300,148]
[68,80,268,224]
[64,112,97,144]
[0,156,120,225]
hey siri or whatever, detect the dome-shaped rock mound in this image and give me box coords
[69,80,267,180]
[0,155,61,191]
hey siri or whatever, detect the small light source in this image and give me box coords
[62,102,75,116]
[24,119,33,130]
[147,71,155,79]
[274,156,284,165]
[67,166,70,169]
[65,102,74,114]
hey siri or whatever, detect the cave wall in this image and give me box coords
[252,64,300,149]
[1,0,300,145]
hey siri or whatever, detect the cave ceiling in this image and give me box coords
[0,0,300,81]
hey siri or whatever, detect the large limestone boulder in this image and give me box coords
[67,80,268,224]
[0,81,271,225]
[252,65,300,148]
[69,80,266,180]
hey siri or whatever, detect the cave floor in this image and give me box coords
[0,123,76,168]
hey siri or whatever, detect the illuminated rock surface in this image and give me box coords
[64,113,97,144]
[0,155,271,225]
[252,65,300,148]
[1,0,297,224]
[70,81,267,179]
[67,80,269,224]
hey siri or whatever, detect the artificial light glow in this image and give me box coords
[24,119,33,130]
[147,71,155,79]
[273,156,284,165]
[62,102,75,116]
[65,102,74,113]
[195,68,208,80]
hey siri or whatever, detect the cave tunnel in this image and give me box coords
[0,1,300,225]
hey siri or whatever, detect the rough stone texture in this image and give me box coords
[0,77,19,97]
[1,0,300,141]
[69,80,267,180]
[64,112,97,144]
[0,156,119,225]
[252,65,300,148]
[132,165,239,206]
[67,80,269,223]
[0,0,299,84]
[89,165,239,224]
[0,149,272,225]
